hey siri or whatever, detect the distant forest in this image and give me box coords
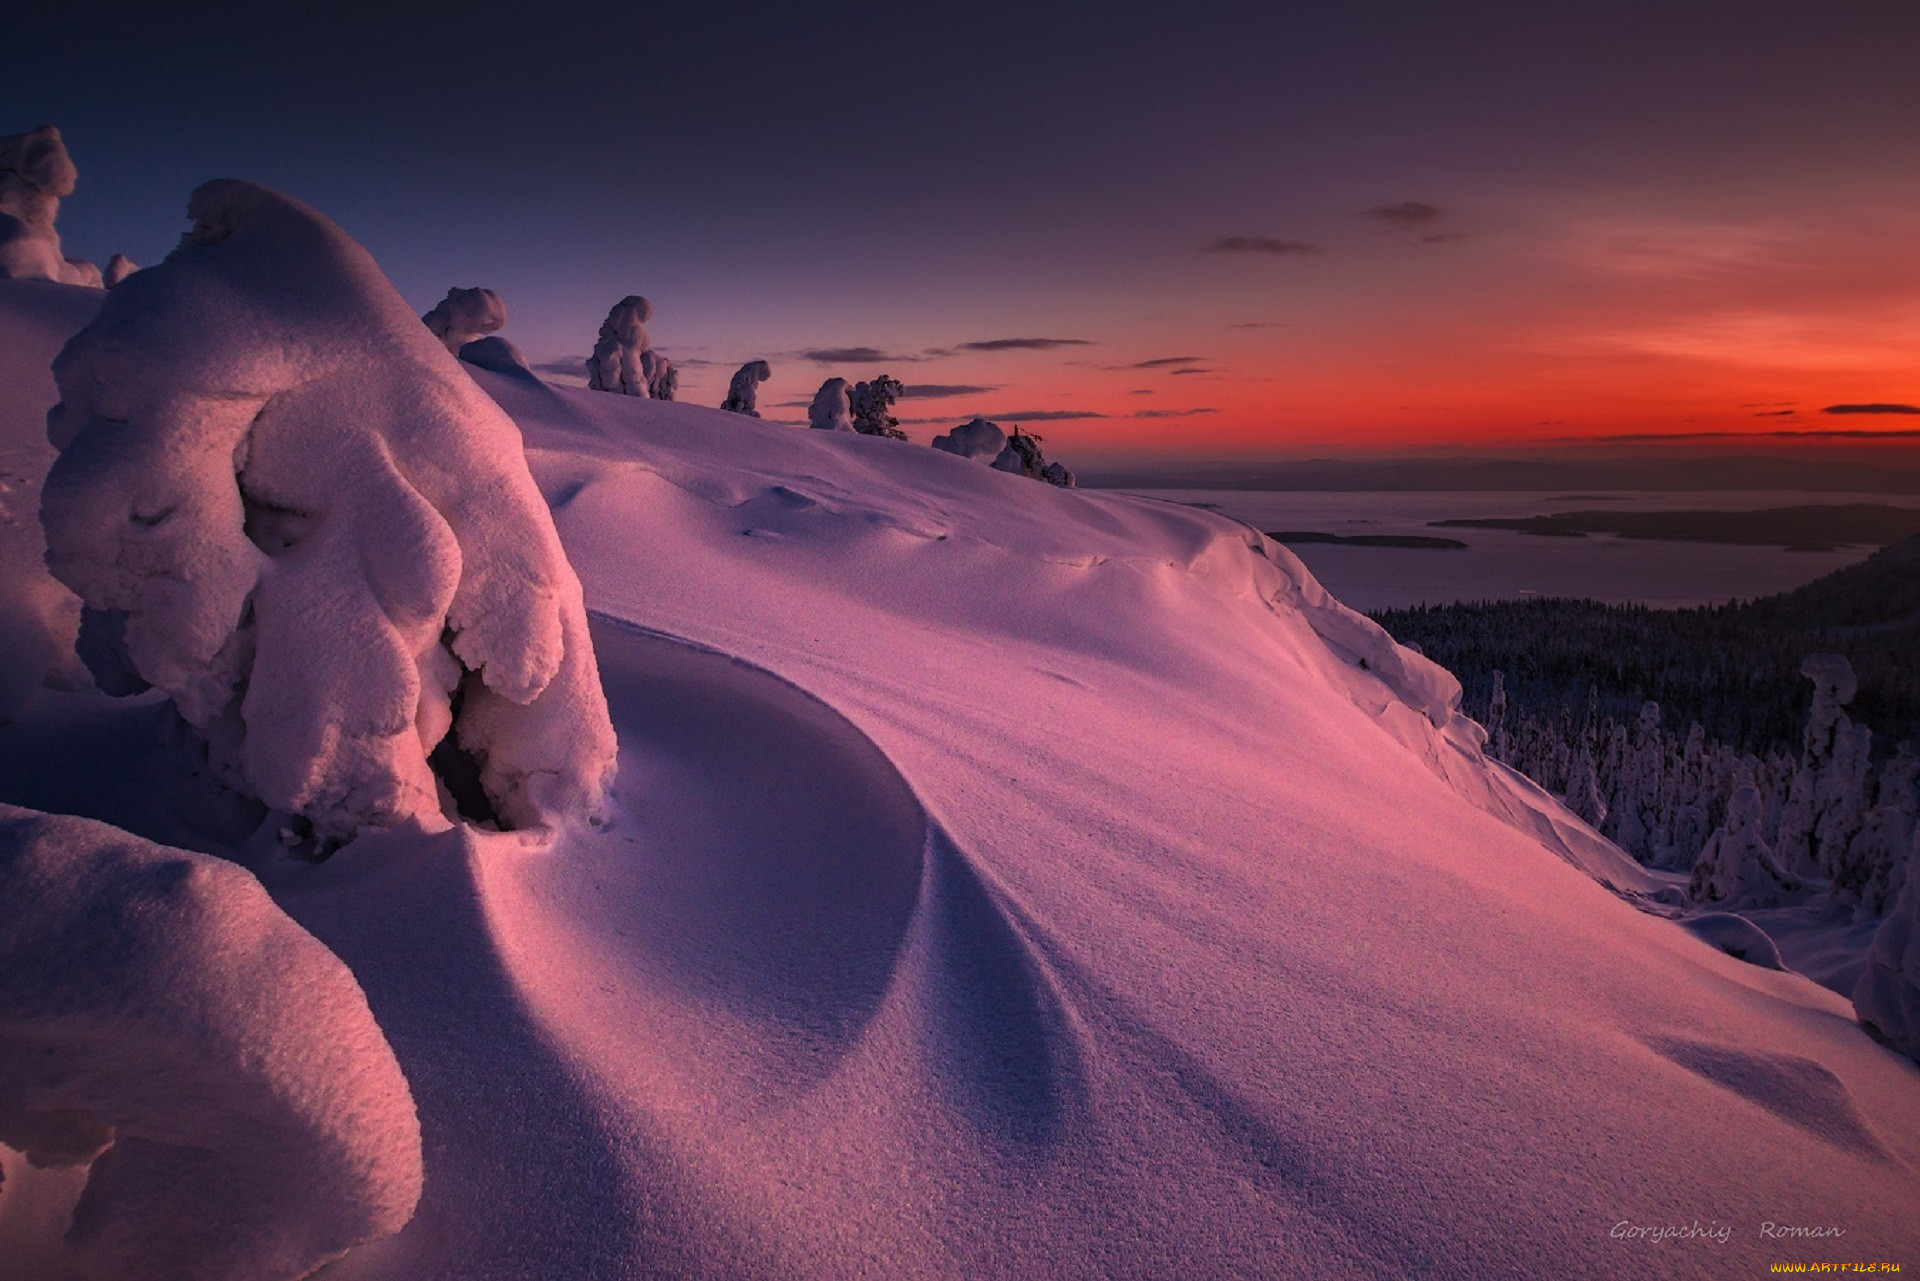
[1372,535,1920,762]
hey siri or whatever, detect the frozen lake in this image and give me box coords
[1117,490,1920,612]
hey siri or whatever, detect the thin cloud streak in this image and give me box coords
[1203,237,1320,256]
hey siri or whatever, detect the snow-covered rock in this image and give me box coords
[930,416,1006,460]
[0,127,100,288]
[39,179,617,843]
[721,359,771,416]
[807,377,853,431]
[421,286,506,354]
[0,803,421,1279]
[585,295,654,396]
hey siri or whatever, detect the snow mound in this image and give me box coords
[721,359,770,416]
[0,128,99,288]
[39,180,616,842]
[420,286,505,354]
[1682,912,1786,969]
[458,335,532,377]
[0,803,421,1279]
[930,416,1007,460]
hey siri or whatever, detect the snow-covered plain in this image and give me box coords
[3,246,1920,1276]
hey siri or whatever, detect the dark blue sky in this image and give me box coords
[9,1,1918,455]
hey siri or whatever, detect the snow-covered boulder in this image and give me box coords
[39,179,618,843]
[0,127,100,287]
[0,803,422,1279]
[930,416,1006,460]
[808,377,854,431]
[721,359,770,416]
[1687,783,1805,908]
[1856,823,1920,1061]
[421,286,506,354]
[585,295,654,396]
[457,334,532,377]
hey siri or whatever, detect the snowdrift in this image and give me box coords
[4,262,1920,1277]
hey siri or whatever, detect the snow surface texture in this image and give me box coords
[586,295,673,397]
[6,280,1920,1276]
[807,376,853,431]
[419,286,504,354]
[1855,822,1920,1059]
[0,803,421,1280]
[0,128,99,288]
[38,181,616,843]
[930,416,1007,460]
[721,359,770,416]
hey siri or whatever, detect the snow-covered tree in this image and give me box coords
[1777,653,1858,875]
[103,252,137,286]
[421,285,507,354]
[641,347,677,400]
[586,295,654,396]
[0,125,102,286]
[1688,782,1804,908]
[992,426,1076,486]
[850,374,907,439]
[40,179,618,844]
[931,416,1008,460]
[808,377,854,431]
[1855,821,1920,1061]
[1857,744,1918,917]
[0,803,422,1278]
[722,360,771,416]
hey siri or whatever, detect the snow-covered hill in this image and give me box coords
[3,268,1919,1278]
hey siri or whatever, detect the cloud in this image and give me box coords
[1229,321,1285,328]
[955,337,1093,352]
[1583,429,1920,441]
[1417,232,1466,246]
[1130,408,1220,419]
[1822,403,1920,415]
[1203,237,1320,257]
[1752,409,1798,417]
[1168,367,1214,375]
[1125,355,1205,369]
[529,356,588,376]
[1365,201,1444,225]
[1130,389,1155,395]
[900,383,999,398]
[800,346,920,364]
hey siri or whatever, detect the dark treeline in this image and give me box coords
[1371,535,1920,764]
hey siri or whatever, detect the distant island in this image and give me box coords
[1268,530,1469,549]
[1430,503,1920,550]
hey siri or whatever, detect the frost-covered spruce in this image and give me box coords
[721,359,771,416]
[931,416,1007,460]
[849,374,907,439]
[0,803,422,1279]
[990,425,1074,485]
[641,347,677,400]
[421,285,507,354]
[0,125,102,286]
[1855,822,1920,1061]
[1687,782,1804,908]
[41,179,618,842]
[1857,745,1918,916]
[1777,653,1858,875]
[808,377,855,431]
[586,295,654,395]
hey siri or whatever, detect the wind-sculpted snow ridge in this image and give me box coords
[721,359,770,416]
[38,180,616,843]
[420,286,505,354]
[0,128,100,288]
[931,416,1007,460]
[0,804,421,1280]
[457,334,532,377]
